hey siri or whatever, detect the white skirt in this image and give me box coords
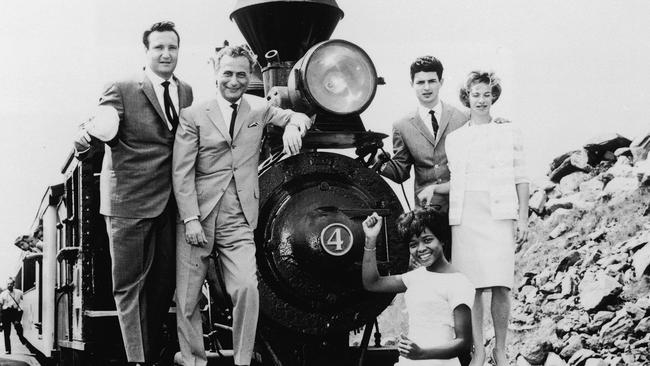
[451,191,515,289]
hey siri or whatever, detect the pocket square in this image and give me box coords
[248,122,260,128]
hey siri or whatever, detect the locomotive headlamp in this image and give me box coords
[288,39,377,115]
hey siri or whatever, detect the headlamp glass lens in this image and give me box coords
[305,41,376,114]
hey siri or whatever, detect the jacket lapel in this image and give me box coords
[140,74,168,126]
[411,110,436,147]
[175,77,190,108]
[206,99,232,143]
[435,101,452,146]
[232,97,250,140]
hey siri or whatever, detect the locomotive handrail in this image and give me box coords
[23,252,43,262]
[258,151,286,173]
[357,320,375,366]
[57,246,80,263]
[60,148,77,174]
[339,208,391,219]
[61,215,76,225]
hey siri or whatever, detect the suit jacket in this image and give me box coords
[94,72,193,218]
[446,122,529,225]
[381,101,469,209]
[172,94,295,229]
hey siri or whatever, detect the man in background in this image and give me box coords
[73,21,193,365]
[0,277,26,354]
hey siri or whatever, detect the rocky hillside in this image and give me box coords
[357,132,650,366]
[511,132,650,366]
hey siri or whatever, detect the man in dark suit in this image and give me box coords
[73,21,193,365]
[378,56,469,212]
[172,45,310,366]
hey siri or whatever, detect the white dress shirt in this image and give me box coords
[418,100,442,139]
[145,67,179,130]
[215,92,241,134]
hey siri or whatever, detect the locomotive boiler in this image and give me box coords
[13,1,409,365]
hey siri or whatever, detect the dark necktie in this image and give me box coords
[229,103,238,138]
[161,81,178,131]
[429,110,439,137]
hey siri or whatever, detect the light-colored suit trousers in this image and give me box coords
[176,179,259,366]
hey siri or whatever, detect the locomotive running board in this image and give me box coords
[58,339,87,351]
[84,308,176,317]
[83,310,118,317]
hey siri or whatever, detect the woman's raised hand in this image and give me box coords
[362,212,383,241]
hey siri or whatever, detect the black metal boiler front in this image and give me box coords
[255,151,408,337]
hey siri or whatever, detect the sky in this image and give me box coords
[1,0,649,280]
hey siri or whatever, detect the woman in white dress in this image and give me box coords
[362,208,474,366]
[419,71,530,365]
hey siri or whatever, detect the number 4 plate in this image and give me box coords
[320,223,354,256]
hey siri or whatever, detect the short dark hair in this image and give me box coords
[213,45,257,72]
[142,21,180,49]
[395,207,451,246]
[459,71,502,108]
[410,56,444,81]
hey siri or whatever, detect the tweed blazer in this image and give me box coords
[381,101,469,208]
[172,94,295,228]
[95,72,193,218]
[446,122,529,225]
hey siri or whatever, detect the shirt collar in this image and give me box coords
[418,100,442,122]
[216,91,241,113]
[145,67,176,88]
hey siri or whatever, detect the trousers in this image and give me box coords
[176,179,259,366]
[2,308,25,353]
[105,200,176,363]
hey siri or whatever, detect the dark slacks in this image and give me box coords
[105,201,176,363]
[1,308,25,353]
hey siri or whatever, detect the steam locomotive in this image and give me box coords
[14,1,409,365]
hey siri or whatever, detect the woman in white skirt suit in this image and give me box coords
[418,71,529,366]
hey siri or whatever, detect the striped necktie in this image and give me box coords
[429,110,439,137]
[161,80,178,131]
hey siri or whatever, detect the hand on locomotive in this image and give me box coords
[171,45,310,366]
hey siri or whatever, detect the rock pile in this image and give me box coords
[511,132,650,366]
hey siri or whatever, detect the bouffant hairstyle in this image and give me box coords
[213,45,256,72]
[395,207,451,246]
[142,21,180,49]
[459,71,502,108]
[410,56,444,81]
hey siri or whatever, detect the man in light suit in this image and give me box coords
[73,21,193,365]
[172,45,311,366]
[378,56,468,212]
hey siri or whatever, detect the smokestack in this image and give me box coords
[230,0,344,63]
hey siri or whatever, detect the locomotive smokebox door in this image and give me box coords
[255,152,408,337]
